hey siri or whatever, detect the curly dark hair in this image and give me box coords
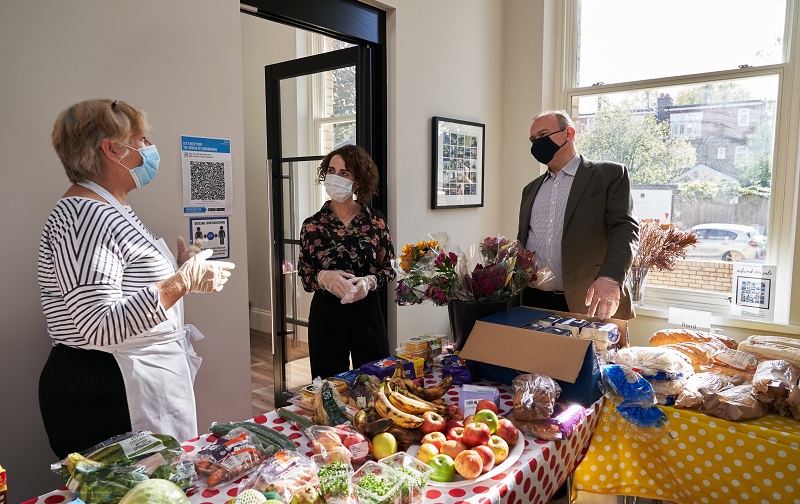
[317,144,379,205]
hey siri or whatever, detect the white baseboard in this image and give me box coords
[249,308,271,333]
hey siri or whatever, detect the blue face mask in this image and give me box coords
[118,143,160,188]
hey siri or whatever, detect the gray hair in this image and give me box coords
[532,110,574,130]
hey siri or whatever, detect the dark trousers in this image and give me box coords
[521,286,570,312]
[39,344,132,458]
[308,290,390,380]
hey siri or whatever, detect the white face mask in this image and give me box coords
[324,173,354,202]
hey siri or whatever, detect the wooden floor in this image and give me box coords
[250,329,311,417]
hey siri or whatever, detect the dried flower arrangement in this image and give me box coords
[629,216,698,303]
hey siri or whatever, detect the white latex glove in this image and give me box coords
[585,277,621,320]
[341,275,377,304]
[317,270,356,300]
[176,249,236,293]
[177,236,203,267]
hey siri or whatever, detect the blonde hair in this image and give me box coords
[51,99,151,183]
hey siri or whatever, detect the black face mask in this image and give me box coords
[530,128,567,164]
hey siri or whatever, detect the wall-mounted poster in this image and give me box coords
[731,263,776,321]
[181,135,233,216]
[431,117,485,209]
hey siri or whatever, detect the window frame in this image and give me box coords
[558,0,800,325]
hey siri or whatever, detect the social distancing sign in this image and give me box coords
[189,217,230,259]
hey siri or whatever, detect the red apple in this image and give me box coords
[420,411,447,434]
[476,399,499,415]
[463,415,475,426]
[487,435,510,464]
[446,404,464,421]
[454,449,483,479]
[446,426,465,443]
[439,439,467,460]
[462,422,491,447]
[445,419,464,432]
[421,431,447,451]
[495,418,520,446]
[471,445,495,473]
[416,443,439,465]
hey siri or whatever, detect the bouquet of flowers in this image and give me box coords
[393,233,537,306]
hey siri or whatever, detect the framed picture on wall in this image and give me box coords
[431,116,485,209]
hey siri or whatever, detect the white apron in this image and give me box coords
[78,181,203,442]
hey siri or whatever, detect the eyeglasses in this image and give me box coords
[531,127,566,142]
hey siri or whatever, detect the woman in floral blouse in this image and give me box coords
[298,144,395,379]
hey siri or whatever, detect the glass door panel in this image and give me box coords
[267,46,360,406]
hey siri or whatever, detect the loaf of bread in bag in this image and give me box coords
[738,335,800,370]
[649,328,738,350]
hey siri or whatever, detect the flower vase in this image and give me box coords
[628,267,649,306]
[448,298,516,351]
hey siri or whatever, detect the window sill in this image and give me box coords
[633,304,800,336]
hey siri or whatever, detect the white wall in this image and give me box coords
[0,1,252,500]
[241,14,298,332]
[380,0,510,348]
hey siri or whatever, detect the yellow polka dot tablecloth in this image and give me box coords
[573,403,800,504]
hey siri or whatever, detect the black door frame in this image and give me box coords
[241,0,387,406]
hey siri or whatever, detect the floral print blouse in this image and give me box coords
[299,201,396,292]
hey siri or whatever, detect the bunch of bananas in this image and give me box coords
[373,363,453,429]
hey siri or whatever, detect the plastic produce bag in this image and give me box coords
[601,365,656,408]
[53,431,196,504]
[237,450,320,502]
[615,346,694,379]
[191,428,272,487]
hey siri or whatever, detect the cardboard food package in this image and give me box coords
[459,306,628,405]
[0,465,6,504]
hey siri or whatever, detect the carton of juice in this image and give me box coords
[0,464,6,504]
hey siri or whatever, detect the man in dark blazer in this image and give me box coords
[517,110,639,320]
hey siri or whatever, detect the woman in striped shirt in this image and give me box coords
[38,99,235,458]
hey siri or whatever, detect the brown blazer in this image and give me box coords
[517,155,639,319]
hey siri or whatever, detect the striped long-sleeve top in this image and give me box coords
[38,197,172,347]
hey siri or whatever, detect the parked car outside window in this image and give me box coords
[687,223,766,262]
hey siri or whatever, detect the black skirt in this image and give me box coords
[39,344,132,458]
[307,290,390,380]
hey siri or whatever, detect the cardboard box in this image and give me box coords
[459,306,628,405]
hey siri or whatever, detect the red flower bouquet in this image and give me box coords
[393,233,537,306]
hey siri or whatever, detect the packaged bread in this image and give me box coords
[739,335,800,370]
[702,383,768,421]
[713,347,758,372]
[512,373,561,422]
[752,360,798,402]
[674,372,745,409]
[659,340,726,370]
[615,346,694,378]
[649,328,738,350]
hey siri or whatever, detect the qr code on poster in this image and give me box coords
[190,161,225,201]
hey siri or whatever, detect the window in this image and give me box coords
[310,34,356,155]
[739,108,751,126]
[564,0,794,321]
[735,145,749,167]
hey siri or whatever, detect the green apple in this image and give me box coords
[371,432,398,460]
[473,409,499,434]
[427,453,456,482]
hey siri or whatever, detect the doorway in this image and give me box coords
[239,0,387,409]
